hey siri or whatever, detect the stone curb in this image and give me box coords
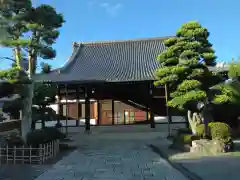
[148,144,203,180]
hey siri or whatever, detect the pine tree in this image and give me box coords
[0,0,64,140]
[155,21,223,134]
[228,58,240,79]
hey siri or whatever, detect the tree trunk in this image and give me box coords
[21,82,34,142]
[13,47,21,68]
[187,110,202,135]
[31,120,35,130]
[41,112,46,129]
[201,104,213,137]
[20,49,36,142]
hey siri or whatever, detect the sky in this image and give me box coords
[0,0,239,69]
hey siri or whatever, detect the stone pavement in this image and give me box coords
[0,165,51,180]
[34,125,189,180]
[175,156,240,180]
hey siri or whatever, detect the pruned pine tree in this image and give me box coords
[0,0,64,141]
[155,21,223,134]
[32,64,57,129]
[228,58,240,79]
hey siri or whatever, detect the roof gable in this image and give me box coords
[34,37,168,83]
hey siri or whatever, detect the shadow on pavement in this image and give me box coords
[0,143,77,180]
[148,144,203,180]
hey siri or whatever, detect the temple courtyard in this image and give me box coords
[1,124,238,180]
[34,124,188,180]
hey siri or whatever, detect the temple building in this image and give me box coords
[34,37,228,130]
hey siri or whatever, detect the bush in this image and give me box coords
[209,122,232,143]
[173,134,200,145]
[27,127,66,146]
[5,131,24,146]
[196,124,205,137]
[196,122,232,142]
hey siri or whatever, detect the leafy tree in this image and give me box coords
[209,61,240,128]
[228,58,240,79]
[224,60,240,108]
[212,59,240,105]
[0,65,57,128]
[0,67,27,121]
[154,21,224,134]
[32,82,57,130]
[32,64,57,130]
[40,62,51,74]
[0,0,64,140]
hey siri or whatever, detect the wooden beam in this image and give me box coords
[97,100,101,125]
[65,84,68,134]
[165,85,171,136]
[85,86,91,132]
[76,85,80,126]
[112,99,115,125]
[149,83,155,128]
[57,85,61,124]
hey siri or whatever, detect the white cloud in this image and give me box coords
[98,2,123,16]
[87,1,123,16]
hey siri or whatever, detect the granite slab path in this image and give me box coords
[34,126,189,180]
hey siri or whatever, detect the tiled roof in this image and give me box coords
[33,37,169,83]
[208,66,229,72]
[33,37,229,84]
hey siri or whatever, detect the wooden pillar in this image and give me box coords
[146,110,149,121]
[76,85,80,126]
[57,85,61,124]
[146,101,149,121]
[165,85,171,136]
[97,100,101,125]
[65,84,68,134]
[112,99,115,125]
[58,86,63,123]
[85,86,91,132]
[149,83,155,128]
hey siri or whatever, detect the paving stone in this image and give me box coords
[34,130,188,180]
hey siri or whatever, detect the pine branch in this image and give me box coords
[0,56,15,62]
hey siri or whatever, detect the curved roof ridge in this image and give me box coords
[59,44,82,73]
[73,36,174,47]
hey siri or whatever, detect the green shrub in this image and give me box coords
[196,124,205,137]
[173,134,200,145]
[27,127,66,145]
[209,122,232,143]
[5,132,24,146]
[196,122,232,142]
[43,127,66,139]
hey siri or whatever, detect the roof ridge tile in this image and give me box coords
[73,36,174,47]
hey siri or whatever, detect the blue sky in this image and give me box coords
[0,0,239,69]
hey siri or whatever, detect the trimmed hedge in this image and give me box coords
[209,122,232,143]
[0,120,21,132]
[196,122,232,143]
[27,127,66,146]
[196,124,205,138]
